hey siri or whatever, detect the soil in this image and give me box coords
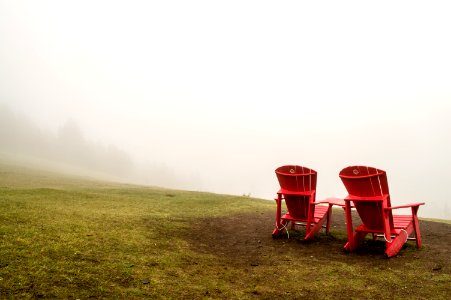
[186,207,451,279]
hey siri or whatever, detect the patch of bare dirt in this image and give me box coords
[185,208,451,269]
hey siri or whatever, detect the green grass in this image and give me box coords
[0,162,450,299]
[0,164,272,299]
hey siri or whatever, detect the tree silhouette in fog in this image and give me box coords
[0,104,200,190]
[0,105,131,177]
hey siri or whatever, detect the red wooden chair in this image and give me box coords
[272,165,331,240]
[339,166,424,257]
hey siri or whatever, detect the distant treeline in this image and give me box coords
[0,104,197,189]
[0,105,132,176]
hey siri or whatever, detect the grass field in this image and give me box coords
[0,162,450,299]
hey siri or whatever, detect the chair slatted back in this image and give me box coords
[275,165,317,219]
[275,165,317,192]
[339,166,393,230]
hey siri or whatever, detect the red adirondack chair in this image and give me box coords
[272,165,331,240]
[339,166,424,257]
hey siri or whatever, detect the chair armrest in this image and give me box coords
[385,202,425,210]
[277,189,315,197]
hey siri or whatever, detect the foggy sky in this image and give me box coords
[1,1,450,219]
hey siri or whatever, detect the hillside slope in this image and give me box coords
[0,163,450,299]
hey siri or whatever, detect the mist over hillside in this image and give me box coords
[0,104,199,189]
[1,2,451,220]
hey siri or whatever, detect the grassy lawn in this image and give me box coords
[0,162,450,299]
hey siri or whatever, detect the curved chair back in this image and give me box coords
[339,166,393,230]
[275,165,317,193]
[275,165,317,219]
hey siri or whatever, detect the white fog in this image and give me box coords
[1,1,450,219]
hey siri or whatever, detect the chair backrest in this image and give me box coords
[275,165,317,193]
[339,166,393,230]
[275,165,317,219]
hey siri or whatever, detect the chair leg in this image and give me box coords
[385,230,408,257]
[412,207,422,248]
[272,195,283,237]
[344,200,356,250]
[325,204,333,234]
[272,227,282,237]
[344,232,367,252]
[413,218,422,248]
[272,219,289,238]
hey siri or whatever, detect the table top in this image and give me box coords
[318,197,347,207]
